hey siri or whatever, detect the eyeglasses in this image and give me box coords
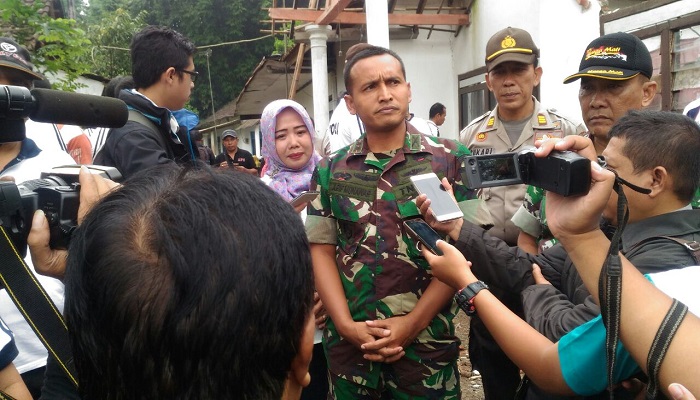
[179,69,199,83]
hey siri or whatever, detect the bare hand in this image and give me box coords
[415,178,462,240]
[531,263,552,285]
[533,137,616,241]
[362,316,419,363]
[339,321,401,362]
[421,240,474,291]
[312,292,327,329]
[668,383,696,400]
[28,166,119,279]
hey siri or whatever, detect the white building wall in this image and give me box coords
[325,0,600,141]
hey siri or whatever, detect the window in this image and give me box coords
[457,67,496,131]
[605,5,700,112]
[672,25,700,112]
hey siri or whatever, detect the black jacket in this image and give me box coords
[454,209,700,341]
[93,90,192,179]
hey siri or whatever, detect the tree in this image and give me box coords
[0,0,92,91]
[119,0,274,116]
[82,8,147,79]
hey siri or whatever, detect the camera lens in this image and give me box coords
[468,159,475,165]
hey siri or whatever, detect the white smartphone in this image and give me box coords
[410,173,463,222]
[290,190,319,207]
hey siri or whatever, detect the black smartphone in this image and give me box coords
[290,190,319,207]
[410,173,463,222]
[403,218,444,256]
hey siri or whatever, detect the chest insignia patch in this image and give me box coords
[476,132,488,142]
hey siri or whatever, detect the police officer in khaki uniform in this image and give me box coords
[460,27,585,247]
[458,27,585,400]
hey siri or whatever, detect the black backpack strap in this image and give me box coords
[0,227,78,388]
[629,236,700,264]
[645,299,688,399]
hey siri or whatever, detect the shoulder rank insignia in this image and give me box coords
[486,116,495,128]
[537,113,547,126]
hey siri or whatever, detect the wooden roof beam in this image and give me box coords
[315,0,353,25]
[268,8,470,26]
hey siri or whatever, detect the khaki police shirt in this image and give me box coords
[459,97,585,245]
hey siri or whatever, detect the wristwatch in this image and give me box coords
[455,281,489,316]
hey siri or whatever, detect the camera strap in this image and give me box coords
[600,175,689,399]
[0,227,78,388]
[599,178,628,400]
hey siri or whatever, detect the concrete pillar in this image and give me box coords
[366,0,390,48]
[304,24,333,139]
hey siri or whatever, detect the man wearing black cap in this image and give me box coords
[214,129,257,175]
[513,32,658,254]
[0,36,76,398]
[458,27,584,400]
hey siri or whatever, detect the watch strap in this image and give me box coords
[455,281,489,316]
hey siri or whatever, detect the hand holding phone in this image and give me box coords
[410,173,463,222]
[290,190,319,207]
[403,218,444,256]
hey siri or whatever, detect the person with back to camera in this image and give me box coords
[512,32,659,255]
[214,129,258,175]
[458,26,586,399]
[418,110,700,399]
[33,165,316,399]
[260,98,329,399]
[416,128,700,399]
[93,26,197,179]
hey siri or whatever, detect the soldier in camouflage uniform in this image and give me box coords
[305,45,491,399]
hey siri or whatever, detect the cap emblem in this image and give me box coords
[501,35,516,49]
[0,42,17,53]
[585,46,627,62]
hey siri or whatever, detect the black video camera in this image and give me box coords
[0,165,121,257]
[462,149,591,197]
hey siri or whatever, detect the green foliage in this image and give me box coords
[83,8,147,79]
[0,0,92,91]
[112,0,274,116]
[273,24,294,56]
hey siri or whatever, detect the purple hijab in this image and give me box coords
[261,99,321,201]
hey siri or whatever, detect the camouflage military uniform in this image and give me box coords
[305,128,490,399]
[511,185,558,252]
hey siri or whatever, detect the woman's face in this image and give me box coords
[275,108,313,170]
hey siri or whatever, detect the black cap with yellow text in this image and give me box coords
[563,32,652,84]
[485,27,539,72]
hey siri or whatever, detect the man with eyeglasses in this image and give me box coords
[94,25,198,179]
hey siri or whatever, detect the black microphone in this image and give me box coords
[30,88,128,128]
[0,85,128,128]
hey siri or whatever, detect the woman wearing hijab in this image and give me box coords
[260,99,328,399]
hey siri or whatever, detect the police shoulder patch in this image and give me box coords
[466,111,490,128]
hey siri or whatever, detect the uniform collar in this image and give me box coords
[347,122,435,157]
[485,97,556,131]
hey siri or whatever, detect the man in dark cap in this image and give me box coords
[458,27,585,400]
[513,32,659,253]
[214,129,257,175]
